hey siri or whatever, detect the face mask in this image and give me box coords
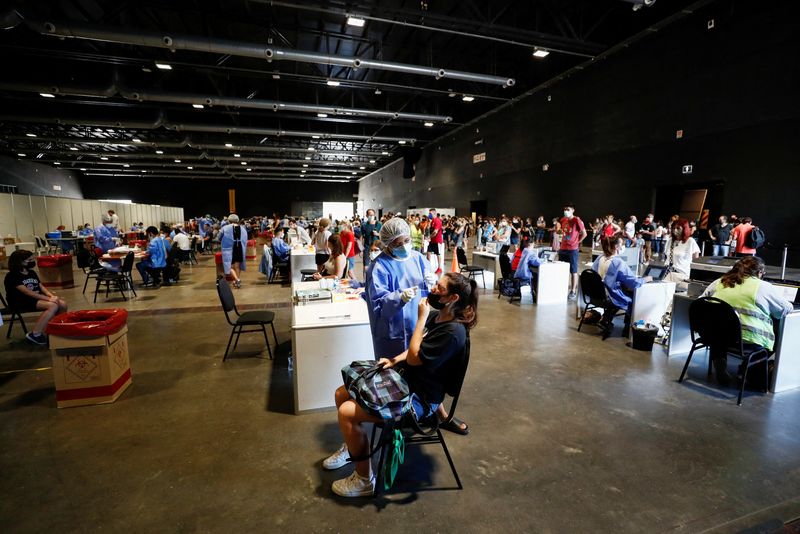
[564,210,573,218]
[427,293,448,310]
[428,213,434,220]
[105,223,114,228]
[369,250,381,260]
[391,242,412,259]
[24,260,36,269]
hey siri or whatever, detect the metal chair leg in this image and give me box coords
[678,346,698,382]
[83,273,91,294]
[438,429,463,489]
[223,326,236,362]
[270,322,278,347]
[737,355,750,406]
[232,327,242,352]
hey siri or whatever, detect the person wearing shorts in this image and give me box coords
[558,203,587,300]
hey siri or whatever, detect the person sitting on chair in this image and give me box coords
[322,272,478,497]
[272,228,291,263]
[592,233,652,339]
[3,250,68,345]
[313,235,347,280]
[700,256,792,386]
[513,242,542,286]
[136,226,168,287]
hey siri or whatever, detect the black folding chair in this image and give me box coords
[678,297,770,405]
[269,248,290,284]
[370,338,471,495]
[496,253,525,303]
[82,248,106,294]
[94,252,137,302]
[1,291,29,339]
[216,276,278,361]
[577,269,620,337]
[456,247,485,289]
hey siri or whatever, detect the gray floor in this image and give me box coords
[2,252,800,533]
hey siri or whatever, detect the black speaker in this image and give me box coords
[402,147,422,179]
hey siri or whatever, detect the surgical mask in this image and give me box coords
[391,242,413,259]
[428,213,434,220]
[564,209,573,218]
[427,293,447,310]
[368,216,375,222]
[105,223,114,228]
[369,250,381,260]
[24,260,36,269]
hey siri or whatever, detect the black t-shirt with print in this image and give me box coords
[401,311,467,404]
[4,270,42,311]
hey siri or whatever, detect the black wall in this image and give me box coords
[0,156,84,198]
[358,0,800,265]
[78,176,358,218]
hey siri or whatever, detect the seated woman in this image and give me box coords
[701,256,792,386]
[313,235,347,280]
[592,234,652,339]
[3,250,68,345]
[513,243,541,285]
[322,272,478,497]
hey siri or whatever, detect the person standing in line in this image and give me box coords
[535,216,547,244]
[731,216,757,257]
[427,208,444,274]
[550,217,562,250]
[639,215,656,263]
[709,215,733,257]
[409,215,424,253]
[496,217,512,256]
[558,203,587,300]
[313,218,332,270]
[624,215,638,247]
[339,221,357,277]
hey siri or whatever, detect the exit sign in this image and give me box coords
[682,165,693,174]
[473,152,486,164]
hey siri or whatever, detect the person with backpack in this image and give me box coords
[731,216,758,257]
[322,272,478,497]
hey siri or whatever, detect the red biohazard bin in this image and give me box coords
[37,254,75,288]
[215,252,234,280]
[246,239,257,260]
[45,309,131,408]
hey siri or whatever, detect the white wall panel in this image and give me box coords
[13,194,35,242]
[31,195,49,239]
[0,193,16,239]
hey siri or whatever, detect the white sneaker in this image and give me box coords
[322,443,351,470]
[332,471,375,497]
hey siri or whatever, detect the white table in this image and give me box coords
[532,261,571,304]
[471,250,501,289]
[629,281,676,339]
[290,247,317,284]
[291,294,374,413]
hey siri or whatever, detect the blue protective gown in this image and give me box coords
[591,255,645,310]
[363,250,432,359]
[513,248,541,281]
[93,224,118,253]
[272,237,291,262]
[140,235,168,269]
[220,223,247,274]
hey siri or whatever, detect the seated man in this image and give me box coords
[701,256,792,386]
[135,226,168,287]
[3,250,68,345]
[172,226,192,258]
[272,228,291,263]
[93,214,118,254]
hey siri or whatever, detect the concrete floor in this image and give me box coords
[2,251,800,533]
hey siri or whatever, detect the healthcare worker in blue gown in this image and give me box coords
[220,213,247,288]
[363,216,470,435]
[364,217,435,360]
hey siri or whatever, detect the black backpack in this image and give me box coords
[746,226,766,249]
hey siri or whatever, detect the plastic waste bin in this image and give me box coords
[46,308,131,408]
[37,254,75,288]
[215,252,234,280]
[246,239,257,260]
[631,322,659,351]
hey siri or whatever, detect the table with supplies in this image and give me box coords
[290,281,374,413]
[290,246,318,284]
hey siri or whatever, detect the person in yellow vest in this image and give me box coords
[701,256,793,385]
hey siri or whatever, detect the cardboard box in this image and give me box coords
[49,325,132,408]
[39,262,75,288]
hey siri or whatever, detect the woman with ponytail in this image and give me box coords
[322,272,478,497]
[701,256,792,386]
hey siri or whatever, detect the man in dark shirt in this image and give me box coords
[709,215,732,257]
[639,215,656,263]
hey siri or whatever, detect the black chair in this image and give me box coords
[1,291,29,339]
[94,252,137,302]
[370,337,471,495]
[216,276,278,361]
[577,269,620,337]
[456,247,485,289]
[496,253,525,303]
[82,248,107,294]
[269,248,290,284]
[678,297,770,405]
[300,269,318,282]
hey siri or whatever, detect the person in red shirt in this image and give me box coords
[731,216,756,257]
[427,208,444,274]
[558,202,587,300]
[339,221,357,277]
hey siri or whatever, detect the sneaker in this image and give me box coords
[331,471,375,498]
[568,291,577,300]
[26,332,47,346]
[322,443,351,470]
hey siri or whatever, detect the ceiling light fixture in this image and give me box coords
[123,164,130,167]
[53,162,60,165]
[359,166,366,170]
[532,48,550,58]
[132,138,142,143]
[174,159,181,163]
[80,168,87,171]
[462,95,475,102]
[69,147,78,151]
[192,104,204,109]
[187,166,193,170]
[26,133,37,137]
[317,113,328,118]
[347,16,365,27]
[305,156,311,160]
[369,160,376,164]
[398,140,407,145]
[272,73,280,80]
[312,135,320,139]
[307,147,315,151]
[241,161,247,165]
[155,62,172,70]
[40,92,55,98]
[100,156,109,160]
[225,143,233,147]
[155,150,164,154]
[302,164,309,167]
[381,151,389,155]
[234,153,241,157]
[424,122,434,127]
[326,80,340,87]
[17,153,26,157]
[374,88,382,95]
[246,168,252,171]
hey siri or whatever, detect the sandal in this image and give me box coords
[440,416,469,435]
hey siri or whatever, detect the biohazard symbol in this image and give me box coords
[66,356,98,382]
[112,339,127,370]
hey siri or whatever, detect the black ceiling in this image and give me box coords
[0,0,703,184]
